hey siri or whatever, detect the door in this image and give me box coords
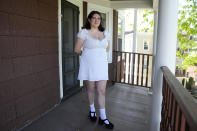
[61,0,80,99]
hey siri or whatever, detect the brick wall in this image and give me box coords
[0,0,60,130]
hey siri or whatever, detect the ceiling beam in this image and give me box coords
[110,0,153,9]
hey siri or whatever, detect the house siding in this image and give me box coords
[0,0,60,130]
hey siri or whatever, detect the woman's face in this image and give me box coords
[89,14,101,28]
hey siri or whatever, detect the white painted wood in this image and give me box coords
[85,0,111,7]
[150,0,178,130]
[88,3,113,63]
[58,0,84,99]
[58,0,63,100]
[85,0,153,9]
[153,0,159,10]
[133,9,137,52]
[110,1,153,9]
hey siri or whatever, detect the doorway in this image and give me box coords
[61,0,80,99]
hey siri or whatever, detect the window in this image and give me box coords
[143,40,149,50]
[100,13,106,29]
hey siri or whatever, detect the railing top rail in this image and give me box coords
[113,50,153,56]
[161,66,197,129]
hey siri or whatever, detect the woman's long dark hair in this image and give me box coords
[82,11,105,32]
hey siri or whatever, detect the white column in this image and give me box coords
[150,0,178,131]
[122,16,125,51]
[58,0,63,100]
[133,9,137,52]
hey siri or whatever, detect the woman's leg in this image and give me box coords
[86,80,97,119]
[96,80,114,128]
[96,80,109,123]
[86,80,96,105]
[96,80,107,109]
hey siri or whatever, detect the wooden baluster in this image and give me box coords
[167,87,172,130]
[164,82,169,129]
[146,55,149,87]
[180,114,186,131]
[128,53,131,84]
[185,122,189,131]
[137,54,140,86]
[161,76,166,130]
[170,97,176,130]
[124,53,127,83]
[141,54,144,86]
[112,51,115,82]
[120,52,122,83]
[168,90,173,130]
[115,52,118,82]
[161,77,164,130]
[175,106,181,131]
[132,53,135,85]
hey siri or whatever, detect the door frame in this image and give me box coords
[58,0,83,100]
[61,0,80,100]
[58,0,63,100]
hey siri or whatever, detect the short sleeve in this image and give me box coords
[104,31,110,41]
[77,29,87,40]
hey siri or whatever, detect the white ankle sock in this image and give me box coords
[90,104,96,117]
[99,108,109,124]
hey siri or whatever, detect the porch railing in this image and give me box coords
[112,51,153,88]
[160,66,197,131]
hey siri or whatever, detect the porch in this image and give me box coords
[1,0,197,130]
[21,84,152,131]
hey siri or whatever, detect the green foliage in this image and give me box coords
[177,0,197,70]
[188,77,195,85]
[138,10,154,32]
[118,18,122,34]
[182,77,195,90]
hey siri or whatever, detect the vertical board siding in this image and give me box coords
[0,0,59,130]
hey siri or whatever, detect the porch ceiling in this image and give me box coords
[109,0,153,9]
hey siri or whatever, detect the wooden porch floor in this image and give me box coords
[21,83,152,131]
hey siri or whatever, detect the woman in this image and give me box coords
[74,11,114,129]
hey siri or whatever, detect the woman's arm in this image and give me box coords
[74,38,84,55]
[106,40,110,52]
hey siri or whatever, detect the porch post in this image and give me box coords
[133,9,137,52]
[150,0,178,131]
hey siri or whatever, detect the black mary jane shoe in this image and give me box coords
[88,111,97,122]
[98,117,114,129]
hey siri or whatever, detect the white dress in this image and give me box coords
[77,29,110,81]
